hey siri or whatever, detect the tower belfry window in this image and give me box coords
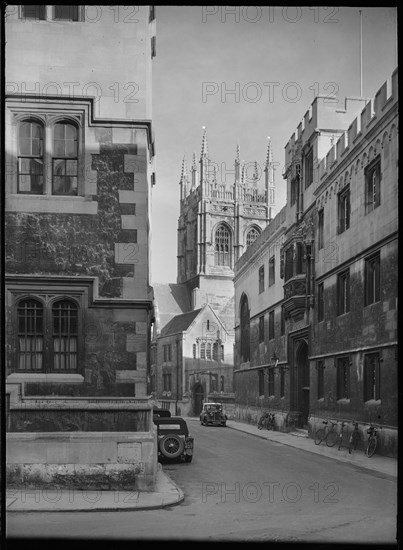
[215,224,231,267]
[246,227,260,247]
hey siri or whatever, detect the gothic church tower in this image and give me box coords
[177,128,276,329]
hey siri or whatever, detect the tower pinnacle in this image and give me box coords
[265,136,273,169]
[200,126,209,160]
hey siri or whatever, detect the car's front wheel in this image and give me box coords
[159,434,185,459]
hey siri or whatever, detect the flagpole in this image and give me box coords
[359,10,363,97]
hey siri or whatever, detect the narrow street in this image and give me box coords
[7,418,397,543]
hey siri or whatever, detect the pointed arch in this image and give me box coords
[214,223,232,267]
[245,225,261,247]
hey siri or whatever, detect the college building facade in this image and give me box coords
[5,5,159,489]
[233,70,398,457]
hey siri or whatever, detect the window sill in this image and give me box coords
[364,399,381,406]
[6,194,98,215]
[7,373,84,384]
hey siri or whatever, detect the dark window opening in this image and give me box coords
[365,252,381,305]
[364,352,380,401]
[338,186,350,234]
[336,356,350,399]
[365,158,381,213]
[337,270,350,315]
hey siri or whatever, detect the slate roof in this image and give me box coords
[153,283,192,332]
[160,308,202,338]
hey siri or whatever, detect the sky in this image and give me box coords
[150,6,397,284]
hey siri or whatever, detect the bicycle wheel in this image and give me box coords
[314,428,325,445]
[326,428,339,447]
[257,416,265,430]
[366,436,377,458]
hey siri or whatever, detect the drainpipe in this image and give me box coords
[176,338,180,415]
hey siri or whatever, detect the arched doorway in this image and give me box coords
[296,340,310,427]
[193,383,204,416]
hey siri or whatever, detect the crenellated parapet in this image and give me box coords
[317,69,398,184]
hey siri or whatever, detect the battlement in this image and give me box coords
[317,69,398,181]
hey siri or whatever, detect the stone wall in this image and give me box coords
[7,430,157,491]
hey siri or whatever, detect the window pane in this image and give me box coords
[22,5,46,19]
[65,139,77,158]
[31,137,43,156]
[31,158,43,174]
[54,124,65,139]
[54,139,65,157]
[65,124,77,139]
[54,5,79,20]
[19,122,31,138]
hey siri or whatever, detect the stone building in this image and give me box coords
[151,129,276,415]
[233,70,398,457]
[5,5,158,489]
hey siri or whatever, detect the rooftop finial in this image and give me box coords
[236,144,240,163]
[180,154,188,181]
[253,160,259,182]
[265,136,273,168]
[201,126,209,160]
[241,160,246,184]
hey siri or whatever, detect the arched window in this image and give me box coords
[18,120,44,194]
[200,342,206,360]
[246,227,260,247]
[240,294,250,362]
[220,375,225,392]
[52,300,78,370]
[53,122,78,195]
[206,342,211,360]
[17,299,44,370]
[212,342,218,361]
[215,224,231,266]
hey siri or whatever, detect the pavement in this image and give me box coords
[6,419,397,513]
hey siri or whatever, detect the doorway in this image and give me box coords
[193,383,204,416]
[296,340,310,427]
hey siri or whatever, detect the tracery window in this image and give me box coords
[246,227,260,247]
[215,224,231,267]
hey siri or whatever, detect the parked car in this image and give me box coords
[200,402,227,427]
[153,416,194,463]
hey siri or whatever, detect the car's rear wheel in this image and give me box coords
[159,434,185,459]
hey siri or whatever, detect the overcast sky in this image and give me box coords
[151,6,397,284]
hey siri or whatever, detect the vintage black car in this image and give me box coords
[200,402,227,427]
[153,416,194,463]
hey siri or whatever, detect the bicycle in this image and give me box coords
[366,424,381,458]
[266,413,275,431]
[338,421,348,451]
[314,419,339,447]
[348,421,360,454]
[257,411,274,430]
